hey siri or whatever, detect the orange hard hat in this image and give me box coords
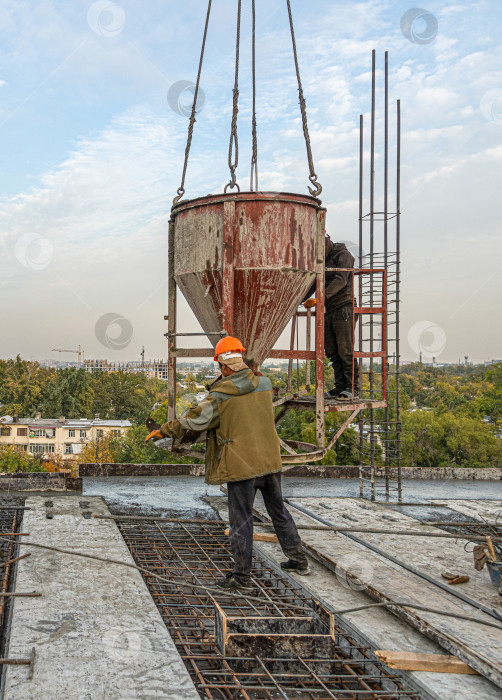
[214,336,246,361]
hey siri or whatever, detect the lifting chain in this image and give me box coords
[286,0,322,198]
[172,0,212,206]
[173,0,320,203]
[224,0,242,193]
[250,0,258,191]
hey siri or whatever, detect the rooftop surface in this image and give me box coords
[1,477,502,699]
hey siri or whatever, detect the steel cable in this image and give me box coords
[250,0,258,191]
[224,0,242,193]
[285,0,322,197]
[172,0,212,206]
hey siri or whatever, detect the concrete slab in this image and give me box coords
[441,499,502,522]
[83,476,221,518]
[288,497,502,610]
[4,496,199,700]
[81,476,502,517]
[207,495,502,700]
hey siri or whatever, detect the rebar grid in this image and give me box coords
[119,520,420,699]
[0,505,24,675]
[437,521,502,543]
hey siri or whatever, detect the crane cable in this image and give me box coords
[224,0,242,193]
[285,0,322,197]
[173,0,321,203]
[172,0,212,206]
[250,0,258,191]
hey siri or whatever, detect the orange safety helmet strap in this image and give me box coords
[214,336,246,361]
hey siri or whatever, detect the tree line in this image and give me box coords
[0,356,501,471]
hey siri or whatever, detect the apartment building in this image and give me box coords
[83,358,169,380]
[0,414,131,460]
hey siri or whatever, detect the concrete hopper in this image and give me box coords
[170,191,323,367]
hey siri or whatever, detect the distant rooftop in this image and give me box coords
[0,415,131,428]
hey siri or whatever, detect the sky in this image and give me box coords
[0,0,501,365]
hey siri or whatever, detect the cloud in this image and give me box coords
[0,0,501,362]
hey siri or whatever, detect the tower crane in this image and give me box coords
[52,345,84,368]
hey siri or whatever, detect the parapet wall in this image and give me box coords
[0,472,82,491]
[78,463,502,480]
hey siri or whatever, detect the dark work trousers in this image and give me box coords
[227,472,308,583]
[324,303,359,393]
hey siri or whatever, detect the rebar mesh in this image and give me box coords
[0,502,25,685]
[119,519,420,699]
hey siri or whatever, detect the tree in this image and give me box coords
[0,356,55,416]
[92,371,161,423]
[0,446,47,473]
[401,410,502,469]
[482,363,502,424]
[40,367,94,418]
[111,424,199,464]
[77,433,115,464]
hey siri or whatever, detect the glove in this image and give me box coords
[145,429,163,443]
[154,437,173,451]
[304,298,316,308]
[473,544,490,570]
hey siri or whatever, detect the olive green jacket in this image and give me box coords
[160,369,282,485]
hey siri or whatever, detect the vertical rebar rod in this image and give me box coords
[358,113,364,499]
[383,50,390,499]
[396,98,402,502]
[369,49,376,501]
[287,317,296,392]
[315,208,326,449]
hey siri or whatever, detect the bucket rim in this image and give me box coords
[170,190,323,216]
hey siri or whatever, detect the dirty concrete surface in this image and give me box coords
[4,496,199,700]
[82,476,502,517]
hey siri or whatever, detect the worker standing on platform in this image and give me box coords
[146,336,310,593]
[304,235,358,400]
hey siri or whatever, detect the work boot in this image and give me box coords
[216,573,255,594]
[280,559,311,576]
[339,389,358,401]
[324,388,343,400]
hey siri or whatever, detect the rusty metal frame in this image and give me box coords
[166,203,388,465]
[277,265,387,465]
[166,193,391,467]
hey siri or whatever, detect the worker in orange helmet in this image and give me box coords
[146,336,310,593]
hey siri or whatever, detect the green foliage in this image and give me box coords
[40,367,94,419]
[402,409,502,468]
[482,362,502,424]
[0,446,47,473]
[110,424,199,464]
[0,356,55,416]
[92,371,162,423]
[2,357,502,469]
[0,358,167,424]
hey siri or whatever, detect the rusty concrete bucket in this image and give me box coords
[171,191,324,367]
